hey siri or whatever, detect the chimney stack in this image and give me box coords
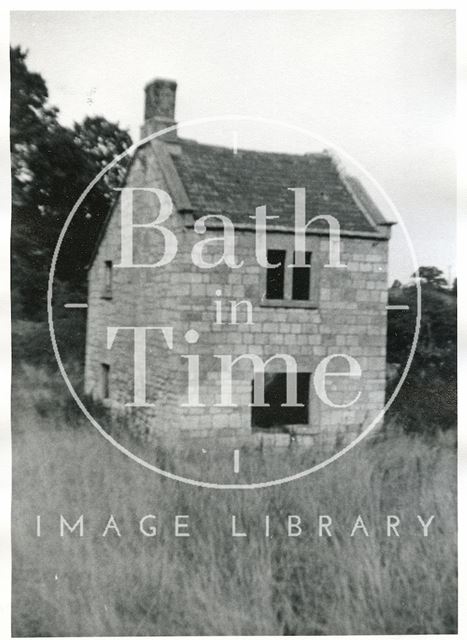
[141,78,177,141]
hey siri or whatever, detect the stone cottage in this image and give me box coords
[84,78,394,450]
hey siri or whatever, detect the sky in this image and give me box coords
[10,10,456,284]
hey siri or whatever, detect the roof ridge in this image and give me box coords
[169,138,385,235]
[177,136,329,159]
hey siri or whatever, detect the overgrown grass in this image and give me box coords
[12,363,457,636]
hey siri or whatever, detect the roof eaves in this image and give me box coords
[183,219,390,240]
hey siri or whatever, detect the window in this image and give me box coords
[263,248,317,308]
[266,250,286,299]
[292,251,312,300]
[102,260,113,299]
[251,372,310,431]
[101,363,110,399]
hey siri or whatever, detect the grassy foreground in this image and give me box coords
[12,363,457,636]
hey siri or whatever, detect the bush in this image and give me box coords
[386,283,456,434]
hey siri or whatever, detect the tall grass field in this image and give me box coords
[12,362,457,636]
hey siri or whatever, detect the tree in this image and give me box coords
[10,46,59,183]
[10,46,61,318]
[386,267,456,434]
[411,266,448,289]
[52,117,132,285]
[10,46,132,319]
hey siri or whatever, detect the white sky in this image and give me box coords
[10,10,456,283]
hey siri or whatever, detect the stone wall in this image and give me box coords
[85,142,389,452]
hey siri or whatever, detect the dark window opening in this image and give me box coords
[292,251,312,300]
[266,250,286,299]
[251,372,310,431]
[103,260,113,298]
[101,363,110,399]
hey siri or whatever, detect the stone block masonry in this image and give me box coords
[84,75,392,455]
[85,143,389,453]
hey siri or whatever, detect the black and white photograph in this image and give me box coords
[7,8,458,637]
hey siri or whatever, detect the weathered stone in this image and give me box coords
[84,79,391,452]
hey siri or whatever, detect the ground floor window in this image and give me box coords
[251,372,310,430]
[101,363,110,399]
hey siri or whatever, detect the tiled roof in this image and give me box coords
[171,139,377,233]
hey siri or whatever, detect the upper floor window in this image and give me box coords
[264,249,317,308]
[266,250,286,299]
[102,260,113,299]
[292,251,312,300]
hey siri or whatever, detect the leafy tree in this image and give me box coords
[10,46,59,182]
[11,46,59,318]
[386,267,456,434]
[411,266,448,289]
[10,46,132,320]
